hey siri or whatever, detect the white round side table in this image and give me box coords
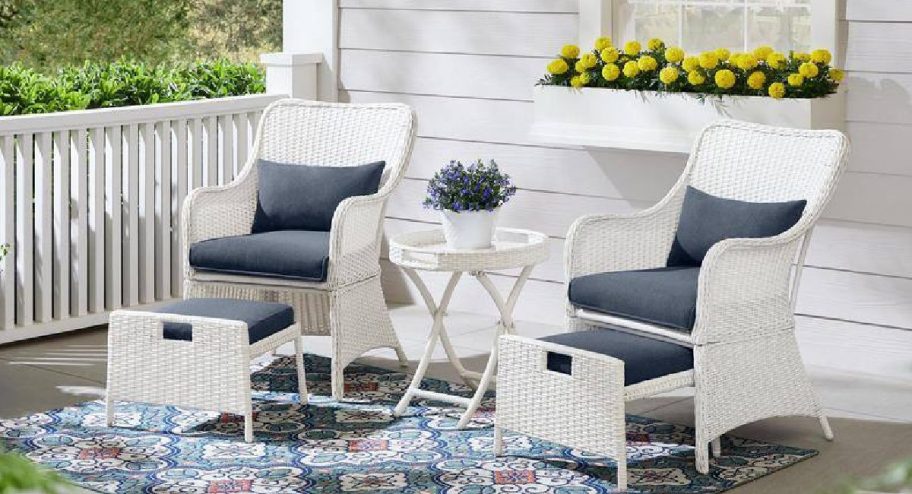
[389,227,549,429]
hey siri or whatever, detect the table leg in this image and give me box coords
[393,271,463,416]
[456,266,533,429]
[401,268,477,389]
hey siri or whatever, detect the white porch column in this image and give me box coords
[275,0,339,102]
[259,52,321,100]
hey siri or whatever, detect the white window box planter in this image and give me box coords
[530,85,845,153]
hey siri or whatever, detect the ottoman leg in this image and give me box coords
[294,336,308,403]
[105,395,115,427]
[617,458,628,492]
[493,425,504,455]
[711,437,722,457]
[244,410,254,443]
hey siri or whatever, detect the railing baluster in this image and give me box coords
[34,132,52,322]
[88,127,105,313]
[155,120,172,300]
[105,126,123,310]
[138,123,155,304]
[173,119,188,298]
[52,132,71,320]
[220,115,235,184]
[0,136,14,329]
[235,112,248,175]
[15,134,34,325]
[70,129,88,316]
[123,124,139,307]
[205,116,218,186]
[190,118,203,190]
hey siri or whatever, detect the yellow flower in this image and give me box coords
[579,72,591,85]
[715,48,731,61]
[682,56,700,72]
[736,54,758,71]
[714,69,736,89]
[794,52,811,62]
[768,82,786,99]
[747,71,766,90]
[570,75,583,88]
[788,73,805,87]
[600,48,619,63]
[594,36,613,51]
[624,40,642,56]
[602,63,621,81]
[647,38,665,51]
[799,62,819,78]
[575,60,587,73]
[637,55,658,72]
[698,52,719,70]
[830,69,845,82]
[687,71,706,86]
[547,58,569,75]
[579,53,598,70]
[659,66,679,84]
[561,44,581,59]
[623,61,640,78]
[766,52,787,70]
[753,45,774,60]
[665,47,685,63]
[811,49,832,65]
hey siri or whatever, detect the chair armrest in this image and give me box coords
[181,173,257,275]
[327,191,389,285]
[565,200,681,281]
[692,230,806,345]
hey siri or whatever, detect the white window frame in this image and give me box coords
[579,0,840,61]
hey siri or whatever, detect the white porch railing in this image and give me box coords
[0,94,284,344]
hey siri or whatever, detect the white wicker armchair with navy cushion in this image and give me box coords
[181,99,417,400]
[562,120,849,473]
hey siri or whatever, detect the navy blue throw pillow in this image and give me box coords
[667,186,807,267]
[251,160,385,233]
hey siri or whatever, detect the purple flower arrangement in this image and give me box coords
[423,160,517,213]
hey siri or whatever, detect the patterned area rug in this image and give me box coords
[0,354,816,493]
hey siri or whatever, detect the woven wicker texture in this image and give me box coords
[561,120,848,475]
[181,99,417,400]
[106,309,305,442]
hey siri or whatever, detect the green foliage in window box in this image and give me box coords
[0,58,265,116]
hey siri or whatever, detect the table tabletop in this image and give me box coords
[388,227,549,272]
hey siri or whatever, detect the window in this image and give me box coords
[613,0,812,53]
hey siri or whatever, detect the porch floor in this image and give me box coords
[1,304,910,494]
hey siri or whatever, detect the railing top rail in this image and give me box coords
[0,94,285,136]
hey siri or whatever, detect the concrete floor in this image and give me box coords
[1,304,910,493]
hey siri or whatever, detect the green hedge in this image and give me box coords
[0,59,265,116]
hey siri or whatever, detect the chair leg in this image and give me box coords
[711,437,722,457]
[331,362,345,401]
[493,425,504,455]
[819,414,834,441]
[294,336,308,403]
[616,456,628,492]
[394,344,409,368]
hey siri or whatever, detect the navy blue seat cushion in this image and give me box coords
[667,186,806,267]
[252,159,385,233]
[569,267,699,331]
[155,298,294,344]
[190,230,330,282]
[540,329,693,386]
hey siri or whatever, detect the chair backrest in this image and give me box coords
[681,120,849,230]
[249,99,416,193]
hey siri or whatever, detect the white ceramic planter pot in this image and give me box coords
[441,209,499,249]
[531,85,846,153]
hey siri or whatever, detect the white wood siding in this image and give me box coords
[334,1,912,381]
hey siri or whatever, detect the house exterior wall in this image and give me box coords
[289,0,912,382]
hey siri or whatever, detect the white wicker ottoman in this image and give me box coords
[105,298,307,442]
[495,330,695,492]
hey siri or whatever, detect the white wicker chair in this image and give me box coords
[181,99,416,400]
[564,120,849,474]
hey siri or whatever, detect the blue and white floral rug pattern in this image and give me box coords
[0,354,816,493]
